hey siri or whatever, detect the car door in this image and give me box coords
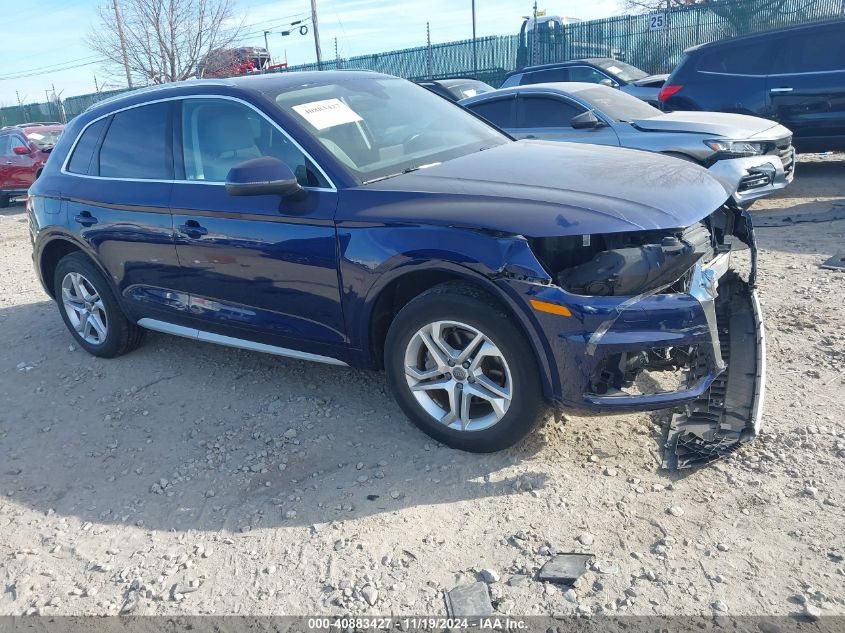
[766,23,845,151]
[513,93,620,145]
[169,96,345,349]
[61,102,181,319]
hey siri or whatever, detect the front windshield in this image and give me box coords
[577,86,662,121]
[25,129,62,149]
[272,77,508,183]
[592,59,649,82]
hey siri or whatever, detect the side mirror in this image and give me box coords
[225,157,305,199]
[571,110,603,129]
[599,78,619,88]
[13,146,31,155]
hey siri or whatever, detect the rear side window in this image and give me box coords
[66,118,108,175]
[776,27,845,73]
[98,102,172,179]
[524,68,570,84]
[697,40,774,75]
[466,98,515,128]
[517,96,584,128]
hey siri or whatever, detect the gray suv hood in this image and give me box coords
[345,141,729,238]
[632,111,788,140]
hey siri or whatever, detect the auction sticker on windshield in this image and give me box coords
[292,98,363,130]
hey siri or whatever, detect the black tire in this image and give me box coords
[53,252,144,358]
[0,194,9,209]
[384,282,546,452]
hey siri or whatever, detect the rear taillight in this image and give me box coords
[658,84,683,102]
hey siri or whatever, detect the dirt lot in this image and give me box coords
[0,156,843,619]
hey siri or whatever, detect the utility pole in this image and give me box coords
[426,22,433,79]
[665,0,671,74]
[531,1,538,66]
[52,84,66,123]
[112,0,134,88]
[264,30,272,63]
[310,0,323,69]
[94,75,100,93]
[334,37,339,67]
[471,0,477,76]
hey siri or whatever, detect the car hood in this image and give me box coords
[631,73,668,87]
[631,111,788,140]
[340,141,729,238]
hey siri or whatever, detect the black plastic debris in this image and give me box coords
[663,273,765,469]
[821,253,845,272]
[444,582,493,618]
[537,553,594,584]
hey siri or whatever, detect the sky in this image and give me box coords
[0,0,621,105]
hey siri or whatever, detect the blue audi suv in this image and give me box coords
[28,71,765,466]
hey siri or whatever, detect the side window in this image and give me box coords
[777,28,845,73]
[181,98,327,187]
[9,136,29,153]
[466,98,515,128]
[98,102,172,179]
[568,66,610,84]
[524,68,570,84]
[0,136,8,155]
[67,118,108,175]
[697,41,773,75]
[518,96,585,128]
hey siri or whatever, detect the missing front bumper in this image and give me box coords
[662,271,766,469]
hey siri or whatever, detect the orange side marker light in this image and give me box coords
[530,299,572,317]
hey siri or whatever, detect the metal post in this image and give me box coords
[471,0,477,76]
[310,0,323,69]
[16,90,26,123]
[264,30,271,63]
[426,21,433,79]
[665,0,671,74]
[531,1,538,66]
[52,83,65,123]
[112,0,134,88]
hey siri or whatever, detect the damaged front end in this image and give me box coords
[525,205,765,469]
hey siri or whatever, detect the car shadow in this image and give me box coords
[0,299,550,534]
[0,200,26,217]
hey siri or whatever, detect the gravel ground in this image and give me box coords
[0,155,843,618]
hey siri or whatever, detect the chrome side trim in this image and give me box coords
[137,318,348,366]
[61,94,337,191]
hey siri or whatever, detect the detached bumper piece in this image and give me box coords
[663,272,766,469]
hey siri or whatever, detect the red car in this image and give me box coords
[0,123,63,207]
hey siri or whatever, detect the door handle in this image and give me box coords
[4,161,11,165]
[178,220,208,238]
[524,135,537,139]
[74,211,98,227]
[770,87,793,93]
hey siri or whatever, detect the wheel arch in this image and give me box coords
[37,236,110,300]
[364,263,557,401]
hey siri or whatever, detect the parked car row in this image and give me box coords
[460,83,794,205]
[0,123,64,207]
[29,70,765,467]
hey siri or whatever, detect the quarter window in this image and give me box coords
[98,102,172,179]
[697,41,774,75]
[180,98,326,186]
[67,118,108,175]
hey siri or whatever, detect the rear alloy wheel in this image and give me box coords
[385,282,545,452]
[53,252,144,358]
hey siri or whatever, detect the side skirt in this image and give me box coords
[137,318,349,367]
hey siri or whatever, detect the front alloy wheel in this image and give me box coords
[385,282,545,452]
[404,320,512,431]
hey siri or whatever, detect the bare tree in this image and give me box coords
[88,0,243,85]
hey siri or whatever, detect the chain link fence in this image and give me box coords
[2,0,842,126]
